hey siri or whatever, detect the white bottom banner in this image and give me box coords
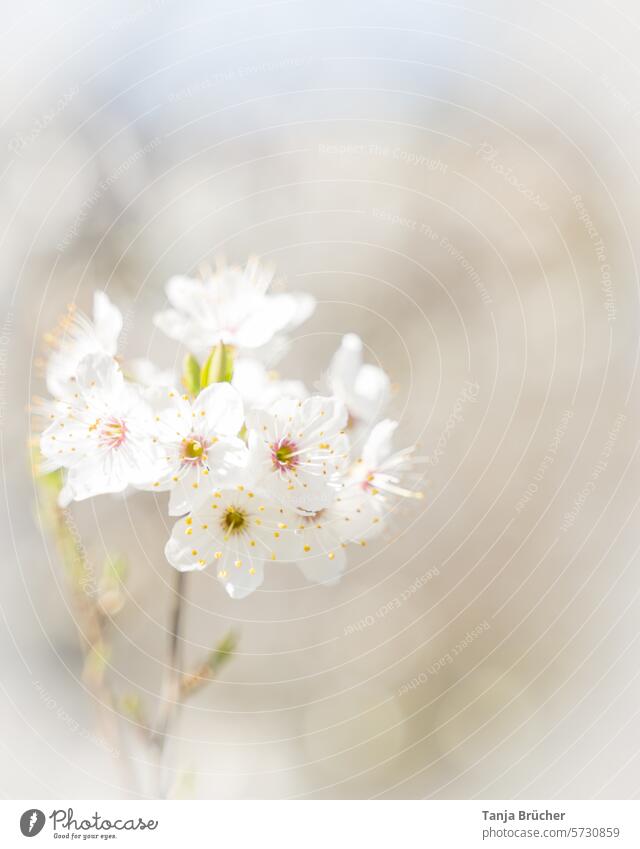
[1,800,638,847]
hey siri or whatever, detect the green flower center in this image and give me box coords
[222,506,247,535]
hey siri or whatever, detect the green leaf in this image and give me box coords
[181,353,201,397]
[206,629,238,675]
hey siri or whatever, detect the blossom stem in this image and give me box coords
[152,569,187,797]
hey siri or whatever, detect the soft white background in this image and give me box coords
[1,0,639,798]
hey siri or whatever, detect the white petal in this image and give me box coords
[362,419,398,467]
[221,558,264,599]
[286,292,316,329]
[273,472,336,513]
[298,546,346,586]
[164,533,206,573]
[330,333,363,388]
[352,364,390,420]
[92,291,122,354]
[168,466,200,516]
[154,309,193,343]
[66,453,129,501]
[233,297,295,348]
[76,352,124,396]
[193,383,244,436]
[128,358,176,388]
[165,275,206,314]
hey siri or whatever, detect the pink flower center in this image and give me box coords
[100,417,127,449]
[182,434,209,465]
[272,438,299,471]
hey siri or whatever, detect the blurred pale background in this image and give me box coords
[1,0,640,799]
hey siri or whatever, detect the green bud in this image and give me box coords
[101,555,128,591]
[181,353,201,397]
[200,342,234,387]
[120,693,146,723]
[84,641,111,686]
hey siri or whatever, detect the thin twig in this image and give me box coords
[151,569,186,797]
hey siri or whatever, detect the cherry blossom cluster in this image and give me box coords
[38,260,422,598]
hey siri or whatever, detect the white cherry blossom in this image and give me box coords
[128,357,176,389]
[143,382,247,516]
[164,476,383,595]
[37,274,423,602]
[246,396,350,513]
[46,291,122,400]
[291,480,384,586]
[40,353,157,501]
[232,357,307,410]
[153,259,315,354]
[352,419,424,511]
[326,333,390,438]
[164,483,300,599]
